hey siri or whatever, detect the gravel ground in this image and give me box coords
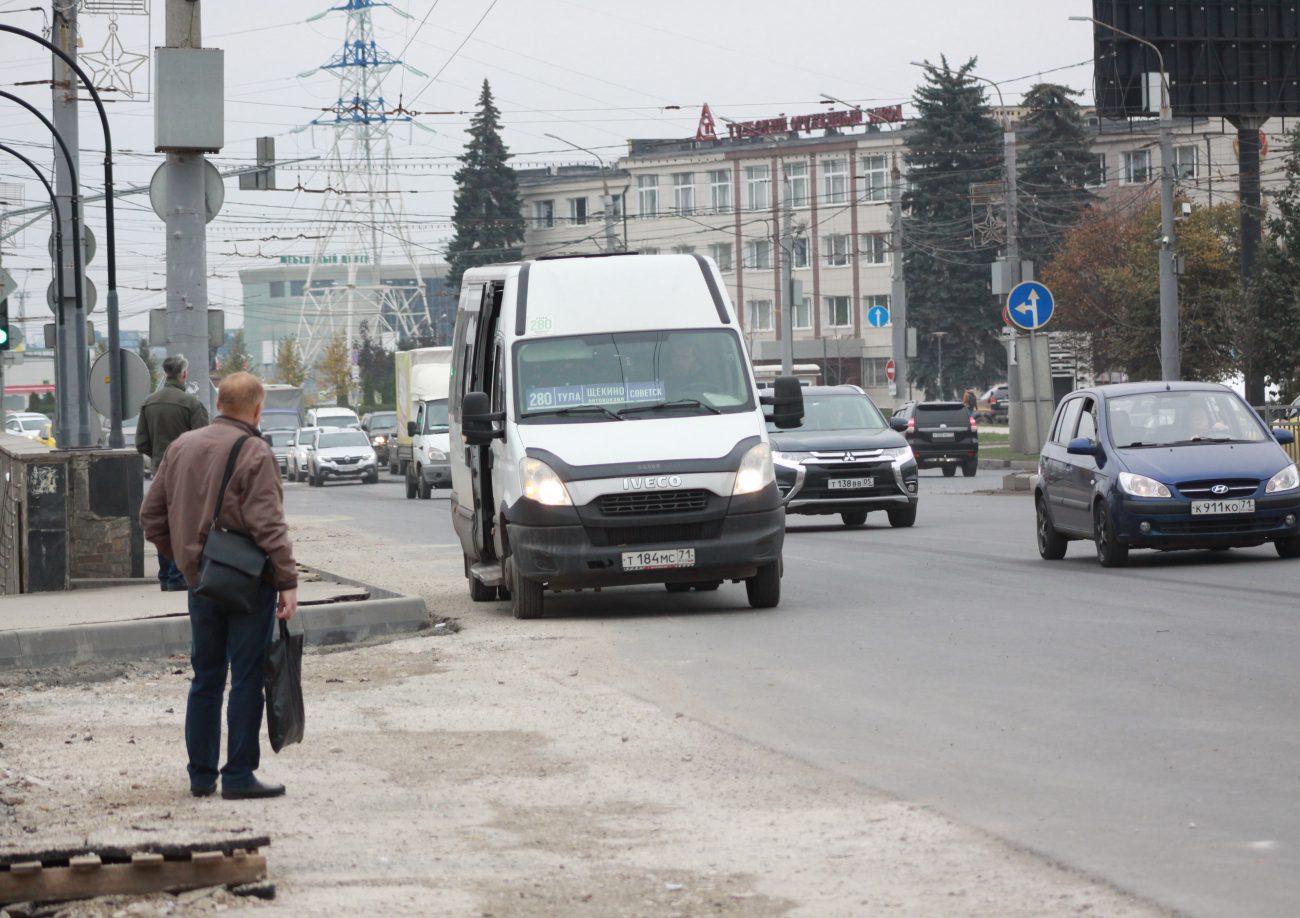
[0,515,1171,917]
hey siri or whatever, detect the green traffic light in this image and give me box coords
[0,327,8,346]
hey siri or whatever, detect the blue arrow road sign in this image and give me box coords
[1007,281,1054,331]
[866,304,890,328]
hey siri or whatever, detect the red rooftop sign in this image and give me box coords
[698,103,903,142]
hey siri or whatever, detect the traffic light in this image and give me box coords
[0,296,10,351]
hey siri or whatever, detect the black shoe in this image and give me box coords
[221,779,285,800]
[191,783,216,798]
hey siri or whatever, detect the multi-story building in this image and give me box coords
[238,257,455,375]
[518,103,1293,408]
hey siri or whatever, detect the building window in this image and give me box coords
[610,193,624,219]
[569,197,588,226]
[269,281,285,299]
[637,175,660,217]
[289,279,306,297]
[860,233,889,266]
[793,296,812,329]
[709,169,732,214]
[672,244,696,255]
[863,357,892,387]
[863,293,891,325]
[1085,153,1107,187]
[672,172,695,215]
[824,234,851,267]
[639,246,660,255]
[745,165,771,211]
[745,239,772,270]
[823,158,849,205]
[748,299,773,331]
[534,200,555,228]
[787,161,809,208]
[792,237,809,269]
[1121,149,1152,185]
[861,154,889,202]
[709,242,733,272]
[825,295,853,328]
[1173,145,1199,180]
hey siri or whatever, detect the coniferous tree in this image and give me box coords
[138,337,160,391]
[221,329,253,378]
[354,322,394,408]
[446,80,524,291]
[1247,126,1300,401]
[316,333,352,407]
[274,336,307,387]
[904,58,1004,398]
[1016,84,1097,271]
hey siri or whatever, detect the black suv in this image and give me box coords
[892,401,978,477]
[361,411,399,466]
[769,386,918,528]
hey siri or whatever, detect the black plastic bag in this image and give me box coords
[264,619,305,752]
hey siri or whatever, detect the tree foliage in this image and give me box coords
[315,333,353,407]
[1248,126,1300,401]
[1016,83,1097,270]
[354,322,394,408]
[1042,193,1241,382]
[904,57,1005,398]
[221,329,253,378]
[274,336,306,388]
[137,337,160,391]
[445,80,524,291]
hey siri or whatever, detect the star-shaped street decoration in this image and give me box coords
[972,204,1005,248]
[81,22,149,98]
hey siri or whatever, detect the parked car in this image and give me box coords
[976,384,1009,424]
[286,426,323,483]
[770,385,918,528]
[1035,381,1300,566]
[360,410,399,465]
[306,406,361,429]
[4,412,49,440]
[263,428,297,478]
[306,427,379,486]
[891,401,979,476]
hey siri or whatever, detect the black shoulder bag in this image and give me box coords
[194,436,270,614]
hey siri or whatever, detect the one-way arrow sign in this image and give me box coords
[1006,281,1054,332]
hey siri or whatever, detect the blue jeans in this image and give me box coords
[186,584,276,791]
[158,554,185,588]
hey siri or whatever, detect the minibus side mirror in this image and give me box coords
[463,391,505,445]
[261,434,274,446]
[761,376,804,430]
[407,420,417,437]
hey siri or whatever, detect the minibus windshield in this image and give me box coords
[514,329,754,422]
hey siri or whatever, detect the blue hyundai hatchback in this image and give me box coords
[1035,382,1300,566]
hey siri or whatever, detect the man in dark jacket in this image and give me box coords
[137,355,208,590]
[140,372,298,800]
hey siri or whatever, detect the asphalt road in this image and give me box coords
[285,467,1300,918]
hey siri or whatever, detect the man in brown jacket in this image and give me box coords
[141,372,298,800]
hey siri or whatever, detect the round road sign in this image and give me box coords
[885,358,897,383]
[1006,281,1055,332]
[46,277,98,314]
[90,348,153,420]
[48,225,96,265]
[149,159,225,224]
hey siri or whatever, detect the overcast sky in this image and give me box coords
[0,0,1096,337]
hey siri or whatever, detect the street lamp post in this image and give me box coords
[932,331,947,397]
[0,24,126,446]
[1071,15,1180,381]
[544,133,620,252]
[0,90,89,448]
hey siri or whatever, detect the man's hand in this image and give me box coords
[276,588,298,621]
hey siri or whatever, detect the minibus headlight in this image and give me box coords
[521,457,572,506]
[733,443,775,496]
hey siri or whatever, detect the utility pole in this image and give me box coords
[780,165,794,376]
[889,153,909,404]
[1157,81,1180,382]
[51,2,90,446]
[543,133,619,251]
[1233,115,1267,404]
[164,0,213,414]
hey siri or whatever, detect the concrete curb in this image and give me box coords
[0,571,430,671]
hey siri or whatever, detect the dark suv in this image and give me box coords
[769,386,918,528]
[891,401,978,476]
[361,411,399,466]
[976,384,1009,424]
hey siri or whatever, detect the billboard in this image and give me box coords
[1092,0,1300,118]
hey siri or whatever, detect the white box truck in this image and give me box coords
[449,253,804,619]
[394,346,453,499]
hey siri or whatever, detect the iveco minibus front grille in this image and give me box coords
[597,489,710,516]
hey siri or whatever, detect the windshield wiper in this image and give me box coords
[617,398,722,417]
[528,404,624,421]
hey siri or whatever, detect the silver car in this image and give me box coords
[306,428,379,486]
[285,426,323,483]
